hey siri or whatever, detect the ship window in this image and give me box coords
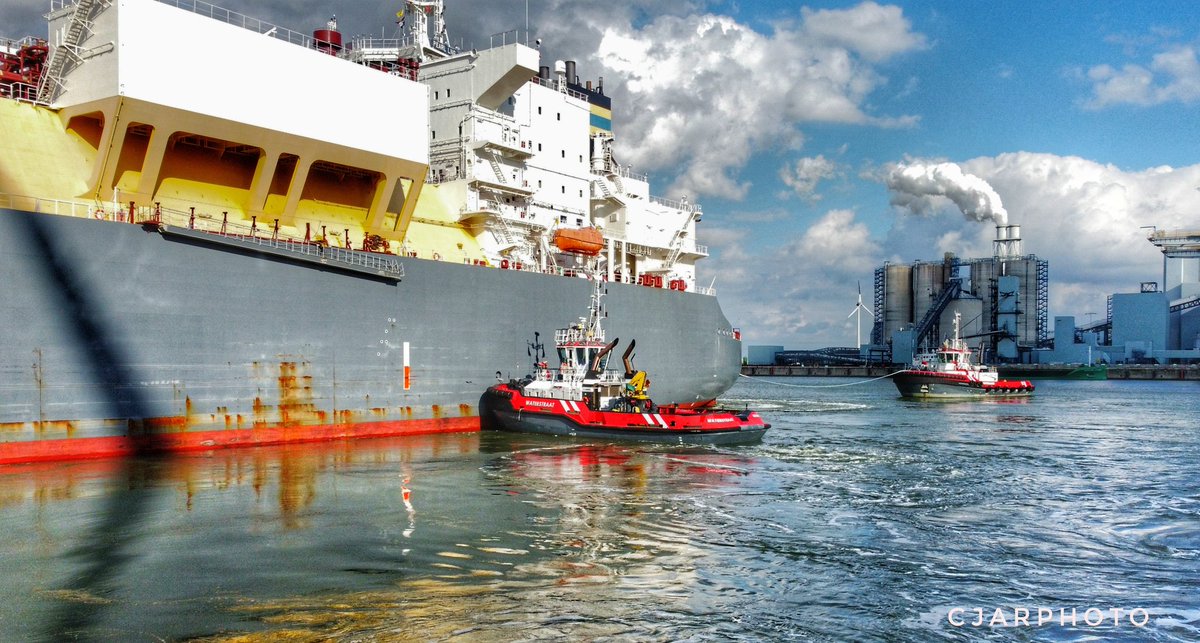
[557,112,561,120]
[561,187,565,194]
[561,150,565,158]
[435,91,439,99]
[432,130,436,139]
[538,143,542,151]
[576,217,583,225]
[576,348,586,364]
[447,88,451,97]
[557,348,567,361]
[538,180,543,188]
[538,106,542,115]
[559,215,566,223]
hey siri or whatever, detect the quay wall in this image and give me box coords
[739,365,1200,380]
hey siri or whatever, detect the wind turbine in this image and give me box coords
[847,281,873,349]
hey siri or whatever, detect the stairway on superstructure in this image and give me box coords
[36,0,104,104]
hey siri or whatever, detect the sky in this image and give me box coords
[4,0,1199,348]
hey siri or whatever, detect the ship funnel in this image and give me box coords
[313,16,342,55]
[566,60,577,86]
[540,65,550,80]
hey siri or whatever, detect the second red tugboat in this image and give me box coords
[891,313,1035,399]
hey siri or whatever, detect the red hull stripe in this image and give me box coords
[0,417,480,465]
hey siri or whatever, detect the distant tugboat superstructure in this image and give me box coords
[482,272,769,445]
[0,0,741,463]
[891,314,1035,399]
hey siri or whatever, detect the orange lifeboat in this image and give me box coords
[553,227,604,255]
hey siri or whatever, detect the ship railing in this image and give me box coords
[555,328,607,346]
[534,369,625,385]
[0,35,42,51]
[0,193,99,218]
[590,166,648,183]
[145,0,312,47]
[488,29,535,49]
[0,195,715,294]
[649,194,703,216]
[345,36,409,53]
[137,204,405,278]
[527,76,589,102]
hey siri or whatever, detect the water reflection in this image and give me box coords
[0,434,479,522]
[6,378,1196,641]
[218,440,761,641]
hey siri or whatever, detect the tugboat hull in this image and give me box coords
[481,386,768,445]
[891,372,1034,400]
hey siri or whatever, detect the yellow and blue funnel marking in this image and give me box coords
[590,104,612,134]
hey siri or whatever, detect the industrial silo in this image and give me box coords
[883,263,913,341]
[942,296,985,344]
[911,261,948,328]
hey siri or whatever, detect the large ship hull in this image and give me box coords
[0,208,741,463]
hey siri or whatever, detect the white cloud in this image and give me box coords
[592,3,924,199]
[704,209,882,347]
[779,155,839,201]
[1085,45,1200,108]
[799,1,928,63]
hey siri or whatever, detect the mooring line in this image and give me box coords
[739,371,905,388]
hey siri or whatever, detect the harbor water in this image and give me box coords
[1,377,1197,641]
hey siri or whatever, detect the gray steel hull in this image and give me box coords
[0,208,741,461]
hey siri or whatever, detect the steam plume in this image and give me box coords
[886,162,1008,225]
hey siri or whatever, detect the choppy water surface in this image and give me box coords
[1,378,1198,641]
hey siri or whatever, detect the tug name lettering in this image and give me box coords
[947,607,1149,628]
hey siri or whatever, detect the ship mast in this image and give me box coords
[401,0,449,61]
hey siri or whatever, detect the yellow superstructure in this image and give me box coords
[0,96,484,262]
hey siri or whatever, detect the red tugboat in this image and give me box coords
[482,278,769,445]
[891,313,1035,399]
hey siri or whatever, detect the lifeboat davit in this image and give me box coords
[553,227,604,255]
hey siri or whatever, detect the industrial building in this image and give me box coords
[745,226,1200,368]
[1051,229,1200,364]
[870,225,1048,365]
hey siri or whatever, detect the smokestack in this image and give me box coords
[539,65,549,80]
[1008,224,1021,257]
[566,60,577,86]
[994,223,1023,259]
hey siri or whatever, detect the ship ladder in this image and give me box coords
[36,0,105,104]
[487,152,507,184]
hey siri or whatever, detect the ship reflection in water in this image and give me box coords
[0,432,760,641]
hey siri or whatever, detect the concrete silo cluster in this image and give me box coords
[871,224,1048,365]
